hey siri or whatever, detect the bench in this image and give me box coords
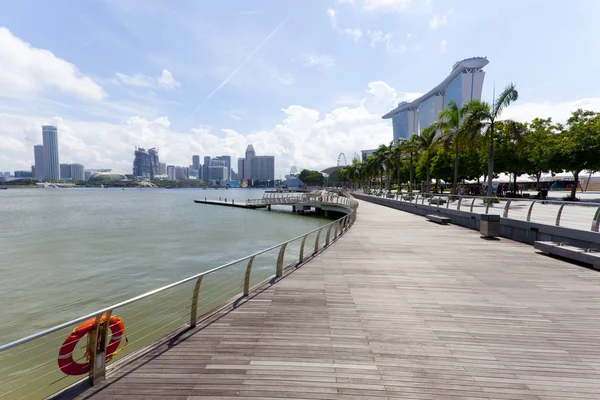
[534,241,600,269]
[426,214,451,225]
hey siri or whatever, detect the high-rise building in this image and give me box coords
[237,144,275,184]
[14,170,32,178]
[382,57,488,141]
[42,126,59,180]
[203,156,211,182]
[214,155,231,180]
[167,165,176,181]
[70,164,85,181]
[34,144,44,181]
[159,162,166,175]
[31,165,35,177]
[60,163,72,180]
[243,145,255,180]
[192,155,200,170]
[133,147,159,178]
[208,159,228,181]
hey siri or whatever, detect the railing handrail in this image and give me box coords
[0,197,356,352]
[362,190,600,207]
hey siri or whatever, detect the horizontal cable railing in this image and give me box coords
[0,194,358,400]
[246,193,351,207]
[359,190,600,232]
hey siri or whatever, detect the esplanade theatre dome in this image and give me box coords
[88,172,128,183]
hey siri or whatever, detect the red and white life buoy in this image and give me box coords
[57,315,125,375]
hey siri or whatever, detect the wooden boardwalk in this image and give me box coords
[73,200,600,400]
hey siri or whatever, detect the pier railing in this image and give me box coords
[361,191,600,232]
[246,193,351,207]
[0,194,358,400]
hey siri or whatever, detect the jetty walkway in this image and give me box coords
[71,200,600,399]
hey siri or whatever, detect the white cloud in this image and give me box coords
[3,83,599,177]
[343,28,363,42]
[366,30,406,54]
[440,39,447,53]
[303,55,336,69]
[327,8,338,30]
[0,27,106,101]
[116,69,181,90]
[363,0,413,12]
[0,81,415,175]
[429,13,448,29]
[504,98,600,124]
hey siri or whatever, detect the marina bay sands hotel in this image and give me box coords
[382,57,489,141]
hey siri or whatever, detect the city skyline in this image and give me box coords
[1,1,600,177]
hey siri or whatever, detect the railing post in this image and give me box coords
[555,202,567,226]
[299,234,308,263]
[243,256,255,296]
[414,194,419,204]
[470,197,476,213]
[421,195,425,205]
[190,276,204,328]
[276,243,287,278]
[503,199,512,218]
[446,195,450,209]
[88,310,111,386]
[526,200,537,222]
[591,206,600,232]
[457,196,463,211]
[325,224,333,246]
[334,221,339,240]
[314,228,322,254]
[437,195,442,208]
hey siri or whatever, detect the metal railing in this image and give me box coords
[360,190,600,232]
[246,193,351,207]
[0,195,358,400]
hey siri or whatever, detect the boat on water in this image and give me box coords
[0,187,7,190]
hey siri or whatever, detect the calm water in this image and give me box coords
[0,187,327,344]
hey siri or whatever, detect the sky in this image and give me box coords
[1,0,600,177]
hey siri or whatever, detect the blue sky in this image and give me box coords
[1,0,600,176]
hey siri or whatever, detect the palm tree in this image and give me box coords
[365,155,379,191]
[391,139,406,191]
[413,126,440,193]
[434,100,480,195]
[404,134,420,193]
[470,83,519,197]
[372,144,390,191]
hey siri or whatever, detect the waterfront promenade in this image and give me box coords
[72,200,600,399]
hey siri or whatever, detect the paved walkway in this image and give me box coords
[75,200,600,400]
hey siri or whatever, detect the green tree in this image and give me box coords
[299,169,325,186]
[435,100,480,194]
[494,121,529,194]
[430,148,454,185]
[557,109,600,200]
[413,126,440,192]
[470,83,519,196]
[526,118,561,189]
[405,134,421,192]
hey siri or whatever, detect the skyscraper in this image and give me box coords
[382,57,488,141]
[60,164,72,180]
[42,126,59,181]
[133,147,159,178]
[203,156,211,182]
[192,155,200,170]
[214,155,231,180]
[70,164,85,181]
[237,144,275,184]
[34,144,44,181]
[148,148,160,178]
[243,145,255,180]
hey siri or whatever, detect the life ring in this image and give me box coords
[57,315,125,375]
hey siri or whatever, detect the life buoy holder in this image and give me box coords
[57,315,126,376]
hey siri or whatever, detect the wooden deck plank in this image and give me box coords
[69,200,600,399]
